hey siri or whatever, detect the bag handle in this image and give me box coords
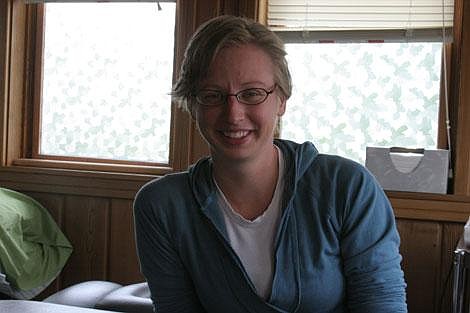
[389,147,424,154]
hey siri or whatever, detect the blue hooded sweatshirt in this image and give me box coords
[134,139,407,313]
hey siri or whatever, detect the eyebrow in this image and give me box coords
[200,81,273,90]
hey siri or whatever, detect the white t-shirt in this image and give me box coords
[214,147,284,300]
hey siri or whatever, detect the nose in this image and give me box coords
[223,95,245,123]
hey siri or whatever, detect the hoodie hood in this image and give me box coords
[188,139,319,213]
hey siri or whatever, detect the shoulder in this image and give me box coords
[277,139,373,186]
[134,171,191,214]
[308,153,377,190]
[314,153,365,172]
[299,153,388,218]
[138,171,190,196]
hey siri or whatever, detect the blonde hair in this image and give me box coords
[172,15,292,113]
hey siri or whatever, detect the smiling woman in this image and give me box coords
[134,15,407,313]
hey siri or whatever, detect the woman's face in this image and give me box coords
[194,43,286,164]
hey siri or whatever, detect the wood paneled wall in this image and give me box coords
[20,191,144,299]
[391,192,470,313]
[397,219,463,313]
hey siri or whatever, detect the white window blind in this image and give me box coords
[269,0,453,31]
[268,0,453,42]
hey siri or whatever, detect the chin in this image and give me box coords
[210,145,253,162]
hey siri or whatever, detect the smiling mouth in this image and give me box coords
[222,130,250,139]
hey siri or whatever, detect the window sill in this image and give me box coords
[12,157,173,175]
[0,158,173,199]
[386,190,470,223]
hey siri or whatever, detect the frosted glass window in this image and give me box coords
[40,3,175,164]
[281,42,442,164]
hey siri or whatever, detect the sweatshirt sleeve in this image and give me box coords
[339,165,407,313]
[133,184,206,313]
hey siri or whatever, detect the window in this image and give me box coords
[282,41,443,163]
[5,0,261,179]
[33,1,176,166]
[268,0,453,164]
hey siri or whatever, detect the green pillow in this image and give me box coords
[0,188,73,291]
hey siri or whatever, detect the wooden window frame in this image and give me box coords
[1,0,205,179]
[29,3,191,171]
[259,0,470,199]
[0,0,215,199]
[23,3,188,174]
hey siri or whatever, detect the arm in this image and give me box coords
[340,168,407,313]
[133,188,206,313]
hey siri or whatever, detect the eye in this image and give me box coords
[238,88,266,103]
[197,90,223,105]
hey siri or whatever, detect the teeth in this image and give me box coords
[223,130,249,138]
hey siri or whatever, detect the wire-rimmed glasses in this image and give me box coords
[195,85,277,106]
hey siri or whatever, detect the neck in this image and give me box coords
[213,145,278,182]
[212,145,279,219]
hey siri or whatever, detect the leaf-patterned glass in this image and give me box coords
[281,42,442,164]
[40,3,175,163]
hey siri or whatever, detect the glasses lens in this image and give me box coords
[237,88,268,105]
[196,90,223,105]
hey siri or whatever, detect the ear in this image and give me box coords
[188,102,198,120]
[189,108,196,120]
[277,97,286,117]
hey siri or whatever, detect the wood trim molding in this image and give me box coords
[12,157,172,175]
[257,0,267,24]
[31,4,44,159]
[437,43,452,150]
[388,191,470,222]
[0,0,10,166]
[169,0,198,171]
[5,1,28,166]
[0,165,157,199]
[453,0,470,195]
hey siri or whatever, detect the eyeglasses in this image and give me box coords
[195,85,277,106]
